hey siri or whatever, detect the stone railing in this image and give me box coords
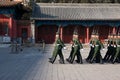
[0,36,11,44]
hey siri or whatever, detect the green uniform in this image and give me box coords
[91,39,104,63]
[112,38,120,63]
[86,39,95,62]
[103,39,114,62]
[110,38,117,62]
[70,38,83,63]
[66,43,74,63]
[49,37,65,64]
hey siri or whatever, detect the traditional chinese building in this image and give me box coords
[30,3,120,44]
[0,0,31,43]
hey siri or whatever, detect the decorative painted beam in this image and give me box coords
[35,20,120,27]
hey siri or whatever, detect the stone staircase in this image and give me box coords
[0,44,11,48]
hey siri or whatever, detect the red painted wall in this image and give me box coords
[36,25,58,44]
[0,14,10,36]
[0,15,113,44]
[62,25,86,43]
[16,20,31,38]
[36,25,111,44]
[0,15,31,41]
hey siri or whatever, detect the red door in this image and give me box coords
[21,28,28,43]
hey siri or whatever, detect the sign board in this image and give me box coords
[3,36,11,43]
[0,36,3,42]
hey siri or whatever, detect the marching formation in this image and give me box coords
[49,27,120,64]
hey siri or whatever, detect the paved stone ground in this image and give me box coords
[0,44,120,80]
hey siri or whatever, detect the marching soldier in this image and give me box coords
[86,31,96,63]
[49,29,65,64]
[66,40,74,63]
[111,33,120,63]
[109,34,117,62]
[67,28,83,64]
[11,40,17,53]
[103,34,114,62]
[90,32,104,64]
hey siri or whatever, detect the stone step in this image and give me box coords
[0,44,11,48]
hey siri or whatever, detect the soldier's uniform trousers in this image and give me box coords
[66,47,74,62]
[86,46,94,62]
[112,45,120,63]
[50,45,64,64]
[70,45,83,64]
[103,45,113,62]
[90,45,103,63]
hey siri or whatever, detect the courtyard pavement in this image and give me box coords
[0,44,120,80]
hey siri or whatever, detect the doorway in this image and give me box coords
[21,28,28,43]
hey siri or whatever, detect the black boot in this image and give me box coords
[59,59,65,64]
[49,60,54,64]
[75,60,80,63]
[49,58,52,60]
[66,58,70,63]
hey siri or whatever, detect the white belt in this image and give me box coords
[114,45,116,47]
[74,45,78,46]
[95,45,99,47]
[117,45,120,47]
[111,45,114,46]
[57,44,60,46]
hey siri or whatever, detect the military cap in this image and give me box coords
[92,30,95,35]
[56,32,60,35]
[117,32,120,36]
[73,27,78,35]
[56,26,60,35]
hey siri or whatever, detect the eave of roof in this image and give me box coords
[31,17,120,21]
[0,1,22,7]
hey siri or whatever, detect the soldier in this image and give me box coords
[67,29,83,64]
[110,34,117,62]
[111,33,120,63]
[11,39,18,53]
[86,31,96,63]
[90,32,104,64]
[49,31,65,64]
[66,40,74,63]
[103,33,114,62]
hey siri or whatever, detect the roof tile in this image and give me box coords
[31,3,120,20]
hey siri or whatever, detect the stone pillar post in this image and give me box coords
[30,20,35,44]
[86,27,89,43]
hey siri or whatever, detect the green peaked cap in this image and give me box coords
[56,26,60,35]
[73,27,78,35]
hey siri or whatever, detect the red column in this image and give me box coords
[13,20,17,38]
[9,17,13,38]
[86,27,89,43]
[60,26,63,40]
[113,27,116,34]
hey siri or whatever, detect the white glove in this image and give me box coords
[81,49,84,51]
[63,47,67,49]
[90,44,92,46]
[92,45,94,47]
[102,48,105,51]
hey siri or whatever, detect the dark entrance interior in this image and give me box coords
[36,25,58,44]
[21,28,28,43]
